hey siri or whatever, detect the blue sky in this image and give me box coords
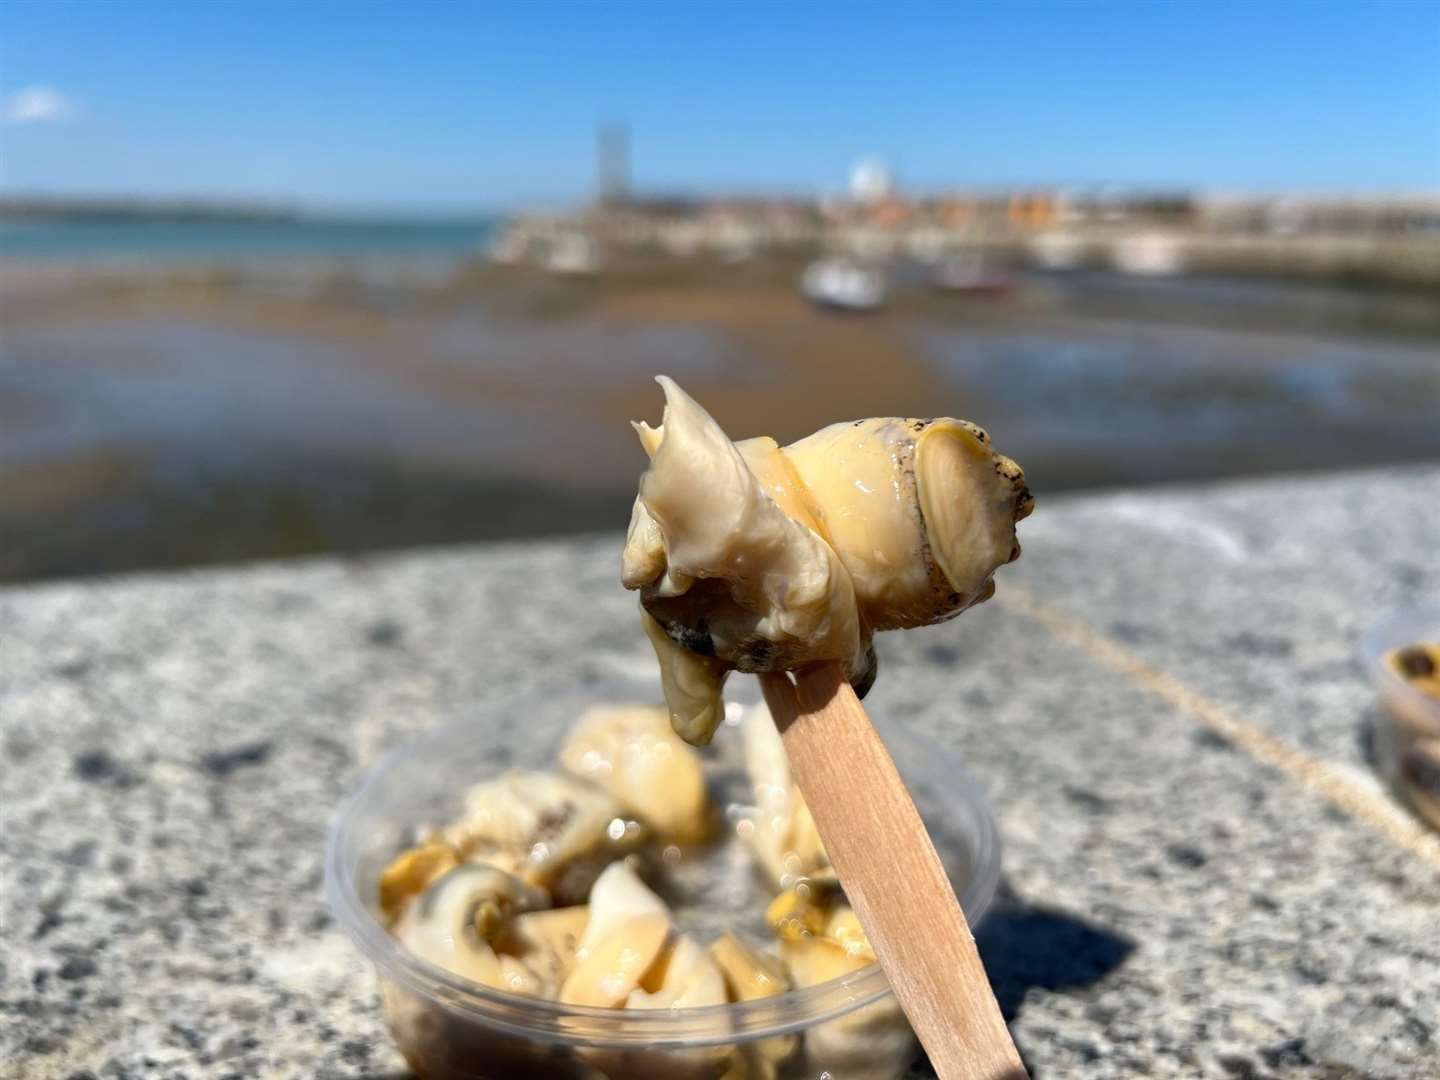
[2,0,1437,210]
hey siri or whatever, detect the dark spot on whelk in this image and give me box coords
[738,638,775,670]
[534,803,579,842]
[850,646,879,700]
[661,618,715,657]
[1395,646,1435,679]
[200,741,273,778]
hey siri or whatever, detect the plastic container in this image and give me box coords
[1361,603,1440,831]
[326,676,1002,1079]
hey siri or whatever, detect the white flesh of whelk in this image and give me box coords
[623,376,1032,744]
[623,378,864,745]
[378,840,461,923]
[378,748,901,1073]
[741,703,831,889]
[493,905,591,998]
[445,770,639,903]
[710,931,798,1080]
[769,887,916,1074]
[559,860,675,1007]
[559,704,710,843]
[625,932,728,1009]
[557,860,729,1013]
[576,856,672,949]
[393,864,551,996]
[709,930,790,1002]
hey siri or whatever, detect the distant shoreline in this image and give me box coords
[3,253,1438,583]
[0,217,498,264]
[0,195,302,224]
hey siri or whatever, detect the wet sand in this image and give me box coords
[3,258,1438,581]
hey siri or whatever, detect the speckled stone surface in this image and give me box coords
[3,466,1438,1080]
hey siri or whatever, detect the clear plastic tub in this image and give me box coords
[326,676,1002,1079]
[1361,603,1440,830]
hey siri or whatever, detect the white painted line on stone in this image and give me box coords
[999,584,1440,874]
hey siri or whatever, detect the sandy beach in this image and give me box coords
[4,255,1439,581]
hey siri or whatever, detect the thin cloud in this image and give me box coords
[2,85,78,125]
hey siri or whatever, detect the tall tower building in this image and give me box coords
[597,124,630,207]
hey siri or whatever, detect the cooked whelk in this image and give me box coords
[559,861,674,1007]
[559,913,672,1008]
[562,863,732,1078]
[741,703,832,889]
[709,931,789,1002]
[378,840,461,923]
[559,704,710,843]
[622,376,1031,744]
[1379,643,1440,830]
[783,415,1028,628]
[1385,642,1440,700]
[765,884,916,1074]
[765,881,872,958]
[626,933,727,1009]
[709,930,800,1080]
[493,905,591,998]
[623,377,864,745]
[638,609,732,751]
[444,770,639,904]
[392,864,550,995]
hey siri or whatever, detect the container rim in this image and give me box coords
[324,684,1002,1046]
[1361,602,1440,706]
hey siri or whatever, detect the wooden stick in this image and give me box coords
[760,662,1027,1080]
